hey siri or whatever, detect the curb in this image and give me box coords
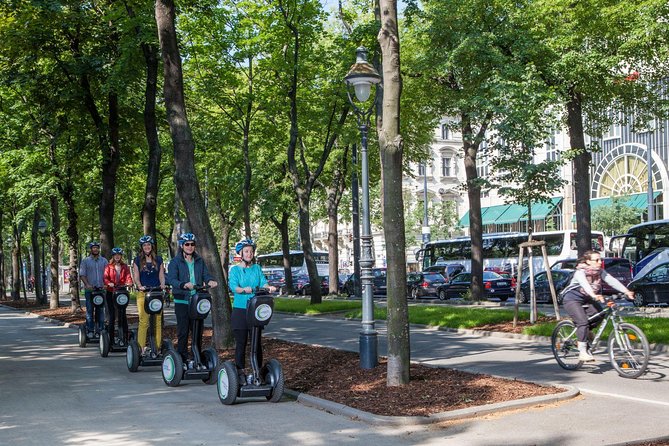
[285,385,580,426]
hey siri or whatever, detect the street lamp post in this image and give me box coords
[422,163,431,247]
[647,147,655,221]
[344,47,382,369]
[37,218,47,302]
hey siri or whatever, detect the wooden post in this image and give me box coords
[542,244,561,320]
[512,247,525,328]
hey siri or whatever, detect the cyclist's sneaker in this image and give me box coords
[579,351,595,361]
[142,346,151,356]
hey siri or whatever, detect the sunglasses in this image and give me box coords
[184,242,196,247]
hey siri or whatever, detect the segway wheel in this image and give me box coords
[162,350,183,387]
[263,359,285,403]
[127,340,140,372]
[217,361,239,405]
[202,347,219,385]
[78,325,87,348]
[100,330,110,357]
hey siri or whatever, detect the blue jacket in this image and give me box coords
[167,251,213,302]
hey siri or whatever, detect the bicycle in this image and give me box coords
[551,293,650,379]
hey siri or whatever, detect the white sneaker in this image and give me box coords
[579,351,595,362]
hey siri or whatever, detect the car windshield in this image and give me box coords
[424,273,445,282]
[483,271,503,280]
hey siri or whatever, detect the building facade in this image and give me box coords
[313,114,669,272]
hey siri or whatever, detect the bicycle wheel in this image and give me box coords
[608,323,650,379]
[551,320,583,370]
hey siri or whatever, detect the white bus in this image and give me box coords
[419,230,605,275]
[256,250,329,278]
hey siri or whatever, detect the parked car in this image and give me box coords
[485,268,517,290]
[628,261,669,306]
[341,268,387,297]
[423,263,466,282]
[551,257,633,295]
[290,274,329,296]
[437,271,514,301]
[407,272,448,299]
[518,269,575,304]
[263,271,286,294]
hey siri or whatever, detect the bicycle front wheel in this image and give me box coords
[608,323,650,379]
[552,320,583,370]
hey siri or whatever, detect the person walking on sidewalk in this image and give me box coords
[131,235,166,355]
[228,239,276,382]
[167,233,217,364]
[80,241,109,337]
[561,250,635,361]
[104,247,133,344]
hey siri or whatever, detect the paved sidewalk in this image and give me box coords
[2,300,669,445]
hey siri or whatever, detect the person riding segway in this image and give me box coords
[217,238,284,404]
[100,247,133,357]
[78,241,108,347]
[162,233,219,386]
[127,235,168,370]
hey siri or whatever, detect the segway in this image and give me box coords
[161,285,218,386]
[217,289,284,405]
[127,286,171,371]
[78,287,105,348]
[100,286,133,357]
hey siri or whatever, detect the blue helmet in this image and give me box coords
[235,238,256,255]
[138,235,154,246]
[179,233,197,247]
[88,241,100,249]
[111,247,124,255]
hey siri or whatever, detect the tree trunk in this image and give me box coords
[125,3,162,242]
[242,56,253,239]
[99,92,121,257]
[31,208,44,304]
[0,209,4,298]
[11,223,21,300]
[378,0,410,387]
[60,174,81,312]
[297,197,322,304]
[462,113,491,302]
[326,148,349,294]
[156,0,232,348]
[271,212,295,294]
[141,43,162,241]
[567,89,592,257]
[50,195,60,309]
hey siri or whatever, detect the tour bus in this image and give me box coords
[419,230,605,277]
[610,219,669,276]
[256,250,330,278]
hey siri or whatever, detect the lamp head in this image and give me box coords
[37,219,47,235]
[344,47,381,102]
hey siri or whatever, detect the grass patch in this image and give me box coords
[524,314,669,345]
[345,306,532,329]
[274,297,362,314]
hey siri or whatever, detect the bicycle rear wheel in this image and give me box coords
[552,320,583,370]
[608,323,650,379]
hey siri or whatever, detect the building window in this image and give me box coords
[442,157,452,177]
[418,163,426,176]
[441,124,449,140]
[545,132,559,161]
[603,123,621,140]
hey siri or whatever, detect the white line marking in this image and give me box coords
[581,388,669,406]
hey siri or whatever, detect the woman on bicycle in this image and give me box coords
[131,235,166,355]
[228,239,276,382]
[561,250,634,361]
[167,233,217,365]
[104,247,133,344]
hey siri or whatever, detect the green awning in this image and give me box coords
[458,197,563,227]
[590,191,660,210]
[495,204,527,225]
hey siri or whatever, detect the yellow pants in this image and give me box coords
[136,291,162,349]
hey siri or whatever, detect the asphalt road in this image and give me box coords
[2,303,669,445]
